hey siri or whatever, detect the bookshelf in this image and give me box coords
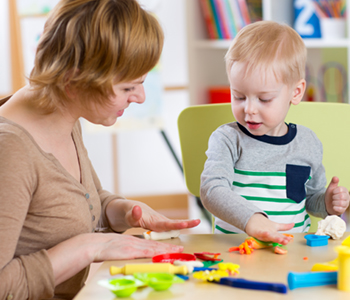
[186,0,350,105]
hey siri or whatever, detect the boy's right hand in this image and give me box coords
[245,213,294,245]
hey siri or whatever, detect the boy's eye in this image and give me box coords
[259,98,271,103]
[234,96,245,100]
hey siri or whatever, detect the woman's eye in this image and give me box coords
[124,87,135,92]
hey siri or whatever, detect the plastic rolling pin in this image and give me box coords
[287,271,337,290]
[110,263,188,276]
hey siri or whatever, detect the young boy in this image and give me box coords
[200,21,349,245]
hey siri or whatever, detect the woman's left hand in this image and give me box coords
[125,201,201,232]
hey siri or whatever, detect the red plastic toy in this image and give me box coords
[194,252,221,261]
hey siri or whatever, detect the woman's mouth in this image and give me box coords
[117,109,124,117]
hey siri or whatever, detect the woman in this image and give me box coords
[0,0,200,299]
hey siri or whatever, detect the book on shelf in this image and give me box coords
[246,0,263,23]
[214,0,232,39]
[199,0,219,39]
[199,0,262,40]
[208,0,224,39]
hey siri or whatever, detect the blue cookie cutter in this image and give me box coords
[304,234,330,247]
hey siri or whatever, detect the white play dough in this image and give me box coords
[143,230,180,240]
[173,260,204,273]
[315,215,346,239]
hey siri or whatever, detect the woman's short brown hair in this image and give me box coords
[29,0,164,113]
[225,21,306,86]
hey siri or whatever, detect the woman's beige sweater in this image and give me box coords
[0,116,122,300]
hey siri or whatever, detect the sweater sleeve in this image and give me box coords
[304,130,328,218]
[0,132,55,300]
[200,126,267,231]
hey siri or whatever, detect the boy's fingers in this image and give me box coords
[277,222,295,232]
[326,176,339,194]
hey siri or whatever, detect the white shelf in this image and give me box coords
[303,39,350,49]
[194,39,350,50]
[187,0,350,105]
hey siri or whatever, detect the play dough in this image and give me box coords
[143,230,180,240]
[315,215,346,239]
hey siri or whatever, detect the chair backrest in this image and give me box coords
[178,102,350,231]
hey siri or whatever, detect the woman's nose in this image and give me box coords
[130,85,146,104]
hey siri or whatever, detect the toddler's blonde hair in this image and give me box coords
[225,21,306,86]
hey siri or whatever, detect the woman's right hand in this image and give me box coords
[245,213,294,245]
[47,233,183,286]
[91,233,183,262]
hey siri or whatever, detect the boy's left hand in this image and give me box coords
[325,176,350,215]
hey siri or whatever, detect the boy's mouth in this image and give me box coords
[246,121,262,130]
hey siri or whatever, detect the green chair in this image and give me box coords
[178,102,350,233]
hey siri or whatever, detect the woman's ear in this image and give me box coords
[291,79,306,105]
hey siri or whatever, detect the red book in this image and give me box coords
[199,0,218,39]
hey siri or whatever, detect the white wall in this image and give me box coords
[0,0,11,95]
[1,0,189,196]
[83,0,190,196]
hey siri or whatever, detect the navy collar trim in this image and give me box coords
[237,122,297,145]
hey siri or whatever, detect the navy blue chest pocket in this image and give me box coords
[286,164,311,203]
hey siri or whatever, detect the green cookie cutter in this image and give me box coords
[98,276,144,298]
[134,273,184,291]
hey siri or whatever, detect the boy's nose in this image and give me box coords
[244,99,256,114]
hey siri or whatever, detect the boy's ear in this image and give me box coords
[291,79,306,105]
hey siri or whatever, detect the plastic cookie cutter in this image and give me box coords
[287,271,337,290]
[194,252,221,261]
[110,263,188,276]
[98,276,145,298]
[304,234,330,247]
[152,253,201,273]
[133,273,184,291]
[152,253,196,263]
[342,234,350,246]
[311,234,350,272]
[312,258,338,272]
[193,269,229,282]
[217,262,240,275]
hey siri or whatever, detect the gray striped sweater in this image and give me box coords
[200,122,328,234]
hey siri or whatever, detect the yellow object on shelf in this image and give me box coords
[110,263,188,276]
[335,245,350,292]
